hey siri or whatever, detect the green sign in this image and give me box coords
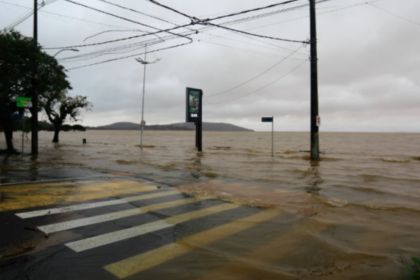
[16,97,32,108]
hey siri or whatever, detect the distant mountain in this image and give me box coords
[87,122,253,132]
[88,122,192,131]
[171,122,253,132]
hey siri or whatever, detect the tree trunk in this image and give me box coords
[2,122,15,152]
[0,99,15,152]
[52,126,60,143]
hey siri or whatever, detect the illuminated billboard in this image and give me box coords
[186,87,202,122]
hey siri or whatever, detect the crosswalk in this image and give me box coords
[8,179,337,279]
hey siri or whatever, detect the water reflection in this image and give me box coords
[304,161,324,195]
[188,152,204,179]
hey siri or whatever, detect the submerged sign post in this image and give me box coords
[262,117,274,157]
[16,97,32,156]
[186,88,203,152]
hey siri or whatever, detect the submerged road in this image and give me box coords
[0,178,398,280]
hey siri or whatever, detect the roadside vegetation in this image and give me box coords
[0,30,91,152]
[402,256,420,280]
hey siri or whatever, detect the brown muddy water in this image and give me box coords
[1,130,420,279]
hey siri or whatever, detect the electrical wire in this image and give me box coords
[148,0,308,43]
[370,3,420,27]
[97,0,196,32]
[84,29,148,42]
[5,0,60,30]
[201,33,308,57]
[66,40,192,70]
[205,59,308,105]
[149,0,302,22]
[205,22,308,44]
[207,46,304,98]
[0,0,137,30]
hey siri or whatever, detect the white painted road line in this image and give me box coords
[38,197,206,234]
[16,190,179,219]
[66,203,238,253]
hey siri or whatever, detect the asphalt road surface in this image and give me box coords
[0,178,336,280]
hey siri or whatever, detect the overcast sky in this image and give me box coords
[1,0,419,132]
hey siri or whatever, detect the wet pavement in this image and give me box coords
[0,177,298,280]
[0,172,404,280]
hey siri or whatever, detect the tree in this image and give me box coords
[42,91,92,143]
[0,30,71,152]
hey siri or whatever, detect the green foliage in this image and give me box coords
[42,90,92,142]
[402,256,420,280]
[0,30,71,103]
[0,30,71,151]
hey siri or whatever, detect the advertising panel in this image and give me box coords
[186,88,202,122]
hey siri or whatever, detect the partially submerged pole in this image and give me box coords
[310,0,320,161]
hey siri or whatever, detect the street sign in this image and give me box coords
[262,116,274,157]
[262,117,273,122]
[316,116,321,127]
[16,97,32,108]
[10,114,23,120]
[141,120,146,127]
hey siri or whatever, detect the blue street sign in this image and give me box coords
[10,114,23,120]
[261,117,273,122]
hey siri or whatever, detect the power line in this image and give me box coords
[148,0,308,43]
[97,0,196,32]
[150,0,302,22]
[205,59,308,105]
[44,23,191,49]
[202,33,308,57]
[64,0,192,45]
[203,41,302,59]
[66,41,192,70]
[370,3,420,27]
[207,46,304,98]
[45,0,310,50]
[83,29,147,42]
[0,1,135,30]
[205,22,308,44]
[64,0,167,41]
[207,0,304,22]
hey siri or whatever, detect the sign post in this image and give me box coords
[262,117,274,157]
[186,88,203,152]
[16,97,32,156]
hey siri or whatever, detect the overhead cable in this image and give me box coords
[84,29,148,42]
[0,0,136,30]
[205,59,308,105]
[205,22,308,44]
[97,0,196,32]
[66,41,192,70]
[207,46,305,98]
[64,0,191,42]
[370,3,420,27]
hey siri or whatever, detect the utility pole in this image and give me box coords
[310,0,319,161]
[140,45,147,149]
[31,0,39,155]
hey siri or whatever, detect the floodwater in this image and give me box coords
[1,130,420,279]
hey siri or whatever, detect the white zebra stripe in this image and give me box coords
[66,203,238,253]
[16,190,179,219]
[38,197,205,234]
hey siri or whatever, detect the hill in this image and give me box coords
[87,122,253,132]
[171,122,253,132]
[87,122,192,131]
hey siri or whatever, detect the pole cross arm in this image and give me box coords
[135,57,161,65]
